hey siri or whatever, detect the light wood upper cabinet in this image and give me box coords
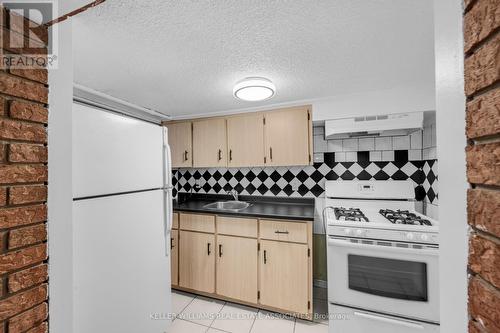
[166,122,192,168]
[227,113,265,167]
[170,229,179,286]
[216,235,258,303]
[193,118,227,167]
[264,106,312,166]
[164,105,312,168]
[179,230,215,293]
[259,240,310,314]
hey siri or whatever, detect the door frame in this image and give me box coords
[433,0,468,332]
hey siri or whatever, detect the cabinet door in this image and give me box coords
[264,106,311,166]
[172,212,179,229]
[171,229,179,286]
[227,114,265,167]
[259,240,310,314]
[166,122,192,168]
[216,235,258,303]
[193,118,227,167]
[179,231,215,293]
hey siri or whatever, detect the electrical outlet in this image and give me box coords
[291,179,300,191]
[194,179,201,189]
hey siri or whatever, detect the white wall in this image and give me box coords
[434,0,468,332]
[48,19,74,333]
[172,83,436,122]
[312,83,436,122]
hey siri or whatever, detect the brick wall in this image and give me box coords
[464,0,500,332]
[0,7,49,333]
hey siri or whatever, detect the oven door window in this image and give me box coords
[348,254,428,301]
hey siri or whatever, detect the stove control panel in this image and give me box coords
[343,228,367,237]
[404,232,437,243]
[328,226,439,245]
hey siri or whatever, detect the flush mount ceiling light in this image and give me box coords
[233,77,276,102]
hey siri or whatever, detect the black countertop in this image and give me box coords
[173,193,315,222]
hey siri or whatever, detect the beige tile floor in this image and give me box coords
[167,288,329,333]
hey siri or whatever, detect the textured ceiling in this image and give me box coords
[73,0,434,118]
[59,0,96,17]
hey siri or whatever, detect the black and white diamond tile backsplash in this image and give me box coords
[422,159,438,204]
[173,158,439,204]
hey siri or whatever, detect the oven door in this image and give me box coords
[327,236,439,323]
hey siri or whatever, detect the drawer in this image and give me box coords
[259,219,308,243]
[172,212,179,229]
[179,213,215,233]
[217,216,258,238]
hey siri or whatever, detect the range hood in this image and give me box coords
[325,112,424,139]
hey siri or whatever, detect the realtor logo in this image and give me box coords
[0,0,58,69]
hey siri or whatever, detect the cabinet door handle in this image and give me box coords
[275,230,289,234]
[219,244,223,257]
[170,237,174,250]
[229,149,232,161]
[184,150,188,161]
[218,149,222,161]
[269,147,273,160]
[207,243,211,255]
[263,250,267,264]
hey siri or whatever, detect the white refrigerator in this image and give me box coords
[72,102,173,333]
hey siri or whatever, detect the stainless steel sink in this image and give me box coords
[203,201,251,211]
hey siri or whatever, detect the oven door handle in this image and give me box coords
[327,237,439,256]
[353,311,425,330]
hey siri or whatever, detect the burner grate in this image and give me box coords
[379,209,432,226]
[334,207,369,222]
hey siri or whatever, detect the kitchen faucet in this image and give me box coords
[228,189,238,201]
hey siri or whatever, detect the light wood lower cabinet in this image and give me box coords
[259,240,310,314]
[216,235,258,303]
[174,213,312,319]
[179,230,215,293]
[170,229,179,286]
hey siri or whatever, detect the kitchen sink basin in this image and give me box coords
[203,201,251,211]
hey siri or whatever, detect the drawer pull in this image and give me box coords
[229,149,233,161]
[219,244,223,257]
[184,150,189,161]
[269,147,273,160]
[263,250,267,264]
[218,149,222,161]
[170,237,174,250]
[207,243,211,256]
[275,230,289,234]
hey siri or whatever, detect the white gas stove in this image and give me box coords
[325,180,439,245]
[325,180,440,333]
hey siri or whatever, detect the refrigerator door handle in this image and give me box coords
[163,127,173,256]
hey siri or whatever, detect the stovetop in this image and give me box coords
[379,209,432,226]
[324,180,439,244]
[332,207,434,226]
[334,208,369,222]
[324,203,439,244]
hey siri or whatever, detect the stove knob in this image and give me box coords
[406,233,415,241]
[356,229,364,236]
[420,234,429,242]
[344,228,352,235]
